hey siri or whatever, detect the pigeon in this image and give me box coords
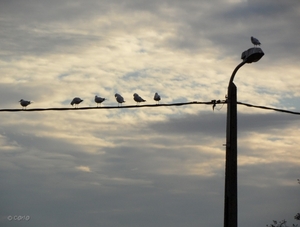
[115,93,125,106]
[154,92,161,104]
[19,99,32,109]
[133,93,146,105]
[70,97,83,108]
[251,36,261,46]
[94,95,106,107]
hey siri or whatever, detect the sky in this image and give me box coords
[0,0,300,226]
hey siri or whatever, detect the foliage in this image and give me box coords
[266,179,299,227]
[266,219,298,227]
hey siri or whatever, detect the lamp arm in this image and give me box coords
[228,60,246,87]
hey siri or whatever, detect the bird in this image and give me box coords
[19,99,32,109]
[70,97,83,108]
[94,95,106,107]
[133,93,146,105]
[115,93,125,106]
[251,36,261,46]
[154,92,161,104]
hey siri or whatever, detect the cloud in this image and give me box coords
[76,165,92,172]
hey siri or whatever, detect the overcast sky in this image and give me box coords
[1,0,300,226]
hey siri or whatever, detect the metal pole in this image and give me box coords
[224,60,246,227]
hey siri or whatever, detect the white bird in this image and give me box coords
[251,36,261,46]
[133,93,146,105]
[115,93,125,106]
[19,99,32,109]
[154,92,161,104]
[94,95,106,107]
[70,97,83,108]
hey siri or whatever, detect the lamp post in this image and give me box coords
[224,47,264,227]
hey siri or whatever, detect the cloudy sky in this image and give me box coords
[1,0,300,226]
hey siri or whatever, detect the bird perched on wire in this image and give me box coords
[154,92,161,104]
[133,93,146,105]
[115,93,125,106]
[251,36,261,47]
[94,95,106,107]
[19,99,32,109]
[70,97,83,108]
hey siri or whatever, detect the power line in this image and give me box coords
[0,101,214,112]
[1,100,300,115]
[237,101,300,115]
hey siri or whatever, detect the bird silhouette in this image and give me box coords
[251,36,261,46]
[115,93,125,106]
[70,97,83,108]
[154,92,161,104]
[133,93,146,105]
[19,99,32,109]
[94,95,106,107]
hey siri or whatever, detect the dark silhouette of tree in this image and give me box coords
[266,179,299,227]
[296,179,300,221]
[266,219,297,227]
[267,219,298,227]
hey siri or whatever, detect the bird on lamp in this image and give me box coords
[251,36,261,47]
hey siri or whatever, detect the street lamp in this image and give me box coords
[224,47,264,227]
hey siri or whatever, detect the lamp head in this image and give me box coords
[241,47,264,63]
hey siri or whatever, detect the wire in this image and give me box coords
[0,101,214,112]
[237,101,300,115]
[1,100,300,115]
